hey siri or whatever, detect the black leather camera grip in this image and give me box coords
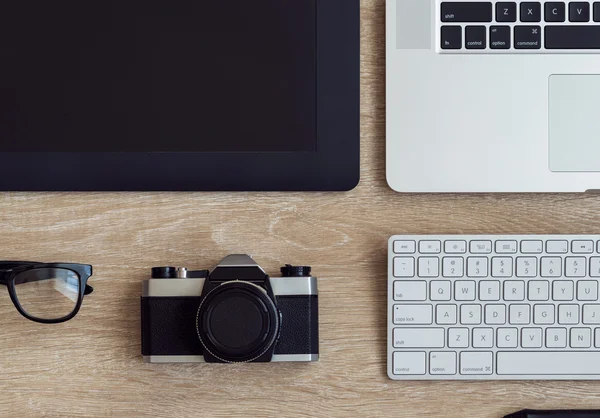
[275,295,319,355]
[141,296,204,356]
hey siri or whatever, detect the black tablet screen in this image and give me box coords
[0,0,316,152]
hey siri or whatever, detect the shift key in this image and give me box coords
[393,328,445,348]
[441,2,493,22]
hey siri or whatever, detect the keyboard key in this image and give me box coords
[460,304,482,324]
[496,240,517,253]
[533,304,555,324]
[590,257,600,277]
[394,304,433,325]
[558,304,579,324]
[444,240,466,253]
[443,257,464,277]
[546,240,568,253]
[467,257,488,277]
[516,257,537,277]
[553,280,574,301]
[393,328,445,348]
[455,280,476,301]
[545,2,566,21]
[430,351,457,375]
[490,26,511,49]
[430,280,451,301]
[528,280,550,301]
[448,327,469,348]
[572,240,594,253]
[571,328,591,348]
[441,26,462,49]
[541,257,561,277]
[497,327,518,348]
[460,351,493,375]
[521,240,543,253]
[393,351,426,375]
[510,304,530,324]
[393,257,414,277]
[480,280,501,301]
[583,304,600,324]
[418,257,439,277]
[485,304,506,325]
[595,2,600,21]
[470,240,492,253]
[565,257,586,277]
[394,280,427,301]
[437,304,458,324]
[465,26,486,49]
[546,328,567,348]
[497,352,600,374]
[504,281,526,301]
[569,2,590,21]
[492,257,512,277]
[577,281,598,301]
[419,240,441,253]
[473,328,494,348]
[596,328,600,347]
[520,2,542,21]
[521,327,542,348]
[441,2,493,22]
[393,240,415,254]
[545,26,600,49]
[496,1,517,21]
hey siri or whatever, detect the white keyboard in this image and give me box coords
[387,235,600,380]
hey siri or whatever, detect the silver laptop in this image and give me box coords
[386,0,600,192]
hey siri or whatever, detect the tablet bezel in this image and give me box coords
[0,0,359,191]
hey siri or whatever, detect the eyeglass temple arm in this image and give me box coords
[85,284,94,295]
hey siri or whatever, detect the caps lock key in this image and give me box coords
[442,2,493,22]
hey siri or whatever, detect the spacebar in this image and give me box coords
[497,352,600,375]
[545,26,600,49]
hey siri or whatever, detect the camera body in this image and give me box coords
[141,255,318,363]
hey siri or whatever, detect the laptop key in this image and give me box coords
[569,2,590,21]
[545,2,566,22]
[521,2,542,21]
[441,26,462,49]
[595,2,600,21]
[545,26,600,48]
[490,26,511,49]
[496,2,517,22]
[441,2,493,22]
[514,26,542,48]
[465,26,486,49]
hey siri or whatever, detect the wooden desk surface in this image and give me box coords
[2,1,600,416]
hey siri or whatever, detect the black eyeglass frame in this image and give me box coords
[0,262,93,324]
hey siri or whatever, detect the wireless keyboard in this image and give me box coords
[438,1,600,52]
[387,235,600,380]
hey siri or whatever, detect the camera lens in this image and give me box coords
[196,282,279,363]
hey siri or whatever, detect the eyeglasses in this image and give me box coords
[0,262,93,324]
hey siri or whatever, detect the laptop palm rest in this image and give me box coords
[549,74,600,172]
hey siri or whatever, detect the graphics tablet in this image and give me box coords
[0,0,359,191]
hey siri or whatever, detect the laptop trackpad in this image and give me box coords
[549,75,600,172]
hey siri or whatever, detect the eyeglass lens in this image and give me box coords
[13,268,80,320]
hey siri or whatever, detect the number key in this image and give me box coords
[492,257,512,277]
[565,257,586,277]
[516,257,537,277]
[591,257,600,277]
[443,257,464,277]
[418,257,440,277]
[467,257,488,277]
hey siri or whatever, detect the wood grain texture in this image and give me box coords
[1,1,600,416]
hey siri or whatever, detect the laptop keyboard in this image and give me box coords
[439,1,600,52]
